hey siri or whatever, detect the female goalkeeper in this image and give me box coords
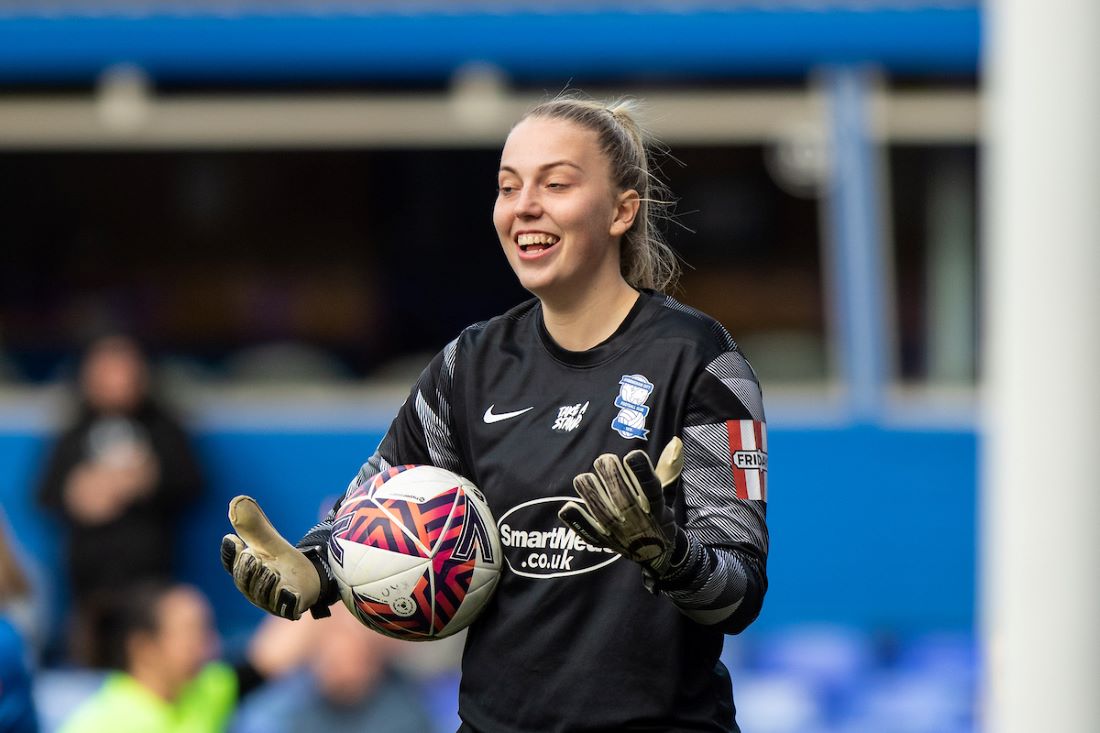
[222,96,769,733]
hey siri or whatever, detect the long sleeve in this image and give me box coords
[35,425,86,517]
[658,347,769,634]
[298,337,465,551]
[140,406,204,512]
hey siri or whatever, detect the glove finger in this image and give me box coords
[274,588,301,621]
[229,544,308,620]
[228,496,297,558]
[654,436,684,488]
[221,534,244,575]
[248,563,279,607]
[573,471,621,526]
[624,450,664,511]
[594,453,648,515]
[231,551,259,595]
[235,551,268,600]
[558,501,609,548]
[251,568,301,620]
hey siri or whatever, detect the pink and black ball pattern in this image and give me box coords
[329,465,491,639]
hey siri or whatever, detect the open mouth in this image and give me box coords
[517,233,560,254]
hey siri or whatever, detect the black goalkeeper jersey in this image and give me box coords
[304,290,769,733]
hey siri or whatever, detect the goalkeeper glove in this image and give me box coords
[558,437,685,580]
[220,496,331,620]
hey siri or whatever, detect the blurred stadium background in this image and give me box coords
[0,1,993,731]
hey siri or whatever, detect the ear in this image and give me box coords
[609,189,641,238]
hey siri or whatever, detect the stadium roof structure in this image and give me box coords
[0,1,980,85]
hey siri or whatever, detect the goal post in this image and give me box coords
[983,0,1100,731]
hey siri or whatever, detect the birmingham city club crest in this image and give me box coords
[611,374,654,440]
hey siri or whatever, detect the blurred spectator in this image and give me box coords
[232,609,435,733]
[57,581,304,733]
[35,334,203,662]
[0,510,36,642]
[1,515,39,733]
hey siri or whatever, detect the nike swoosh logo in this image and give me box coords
[483,405,534,424]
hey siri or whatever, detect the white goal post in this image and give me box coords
[983,0,1100,730]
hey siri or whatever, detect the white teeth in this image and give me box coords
[517,233,560,247]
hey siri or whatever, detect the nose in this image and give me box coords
[514,185,542,219]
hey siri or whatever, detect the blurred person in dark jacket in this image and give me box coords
[36,333,203,661]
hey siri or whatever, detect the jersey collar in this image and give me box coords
[535,289,655,368]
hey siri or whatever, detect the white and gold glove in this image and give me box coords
[558,437,685,579]
[220,496,328,621]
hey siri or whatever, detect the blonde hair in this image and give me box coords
[522,97,680,293]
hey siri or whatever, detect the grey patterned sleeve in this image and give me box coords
[297,337,465,549]
[658,346,769,634]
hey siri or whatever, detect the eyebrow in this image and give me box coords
[499,160,584,175]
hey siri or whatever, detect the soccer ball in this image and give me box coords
[327,464,502,640]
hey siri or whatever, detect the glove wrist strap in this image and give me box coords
[300,545,337,619]
[669,528,690,567]
[642,530,693,595]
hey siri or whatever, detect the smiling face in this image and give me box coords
[493,116,639,304]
